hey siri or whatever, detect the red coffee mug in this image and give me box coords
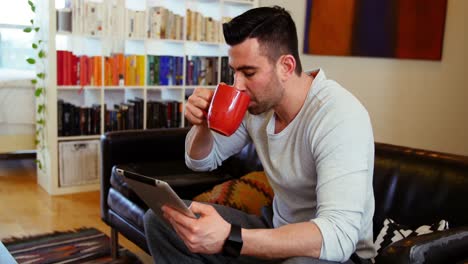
[207,83,250,136]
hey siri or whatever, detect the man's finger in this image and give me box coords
[194,87,214,102]
[188,201,213,216]
[164,205,197,228]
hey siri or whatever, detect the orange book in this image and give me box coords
[115,53,125,85]
[94,56,102,86]
[79,55,88,86]
[105,57,112,86]
[88,56,94,85]
[110,55,118,85]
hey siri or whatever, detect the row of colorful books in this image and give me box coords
[147,56,184,86]
[186,56,218,86]
[57,51,145,86]
[57,51,234,86]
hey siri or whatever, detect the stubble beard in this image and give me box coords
[247,76,284,115]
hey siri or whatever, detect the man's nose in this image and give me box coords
[232,73,247,91]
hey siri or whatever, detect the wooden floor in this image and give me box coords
[0,158,153,263]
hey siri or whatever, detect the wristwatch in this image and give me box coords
[222,224,243,257]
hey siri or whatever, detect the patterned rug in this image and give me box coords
[1,227,142,264]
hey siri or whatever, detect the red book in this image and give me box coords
[79,55,88,86]
[56,50,65,85]
[64,51,73,85]
[71,53,78,85]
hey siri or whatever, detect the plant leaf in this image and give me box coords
[23,27,32,33]
[37,73,45,79]
[38,50,45,58]
[35,88,43,97]
[37,119,45,125]
[38,40,42,44]
[32,43,38,49]
[26,58,36,64]
[34,27,40,32]
[37,104,45,113]
[30,19,34,24]
[31,79,37,84]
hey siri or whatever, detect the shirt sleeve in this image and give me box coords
[310,111,374,262]
[185,119,251,171]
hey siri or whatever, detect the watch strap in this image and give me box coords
[222,224,243,257]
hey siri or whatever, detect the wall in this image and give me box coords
[261,0,468,156]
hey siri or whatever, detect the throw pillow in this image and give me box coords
[374,218,449,256]
[193,171,274,216]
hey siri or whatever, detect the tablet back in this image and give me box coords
[115,168,196,220]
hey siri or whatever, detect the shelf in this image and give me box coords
[185,85,217,89]
[103,86,145,90]
[224,0,256,5]
[147,86,185,90]
[58,135,101,141]
[38,0,258,195]
[185,40,222,46]
[56,31,104,40]
[58,86,101,90]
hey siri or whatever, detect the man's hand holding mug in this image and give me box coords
[185,83,250,136]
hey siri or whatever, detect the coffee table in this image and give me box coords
[0,241,16,263]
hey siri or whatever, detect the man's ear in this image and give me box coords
[277,55,296,81]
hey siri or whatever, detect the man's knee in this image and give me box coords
[143,209,158,228]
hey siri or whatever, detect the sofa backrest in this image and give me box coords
[224,141,468,239]
[373,143,468,237]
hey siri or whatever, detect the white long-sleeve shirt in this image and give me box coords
[185,69,376,262]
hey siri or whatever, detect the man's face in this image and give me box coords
[228,38,284,115]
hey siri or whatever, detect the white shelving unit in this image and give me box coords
[38,0,258,195]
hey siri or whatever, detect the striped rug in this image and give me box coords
[2,227,142,264]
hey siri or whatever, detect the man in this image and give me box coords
[144,6,376,264]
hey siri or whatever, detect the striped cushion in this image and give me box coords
[374,218,449,256]
[193,171,273,216]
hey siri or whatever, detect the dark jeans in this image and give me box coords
[143,201,359,264]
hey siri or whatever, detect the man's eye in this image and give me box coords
[244,72,255,77]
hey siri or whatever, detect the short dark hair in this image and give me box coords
[223,6,302,75]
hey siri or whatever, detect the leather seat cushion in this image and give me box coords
[108,187,146,230]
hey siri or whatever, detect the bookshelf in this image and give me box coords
[38,0,258,195]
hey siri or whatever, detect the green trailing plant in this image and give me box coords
[24,0,47,171]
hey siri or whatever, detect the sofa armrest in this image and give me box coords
[101,128,190,223]
[376,226,468,264]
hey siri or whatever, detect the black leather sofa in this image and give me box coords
[101,127,468,263]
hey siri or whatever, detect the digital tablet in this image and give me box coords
[115,167,197,221]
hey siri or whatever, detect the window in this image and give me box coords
[0,1,36,80]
